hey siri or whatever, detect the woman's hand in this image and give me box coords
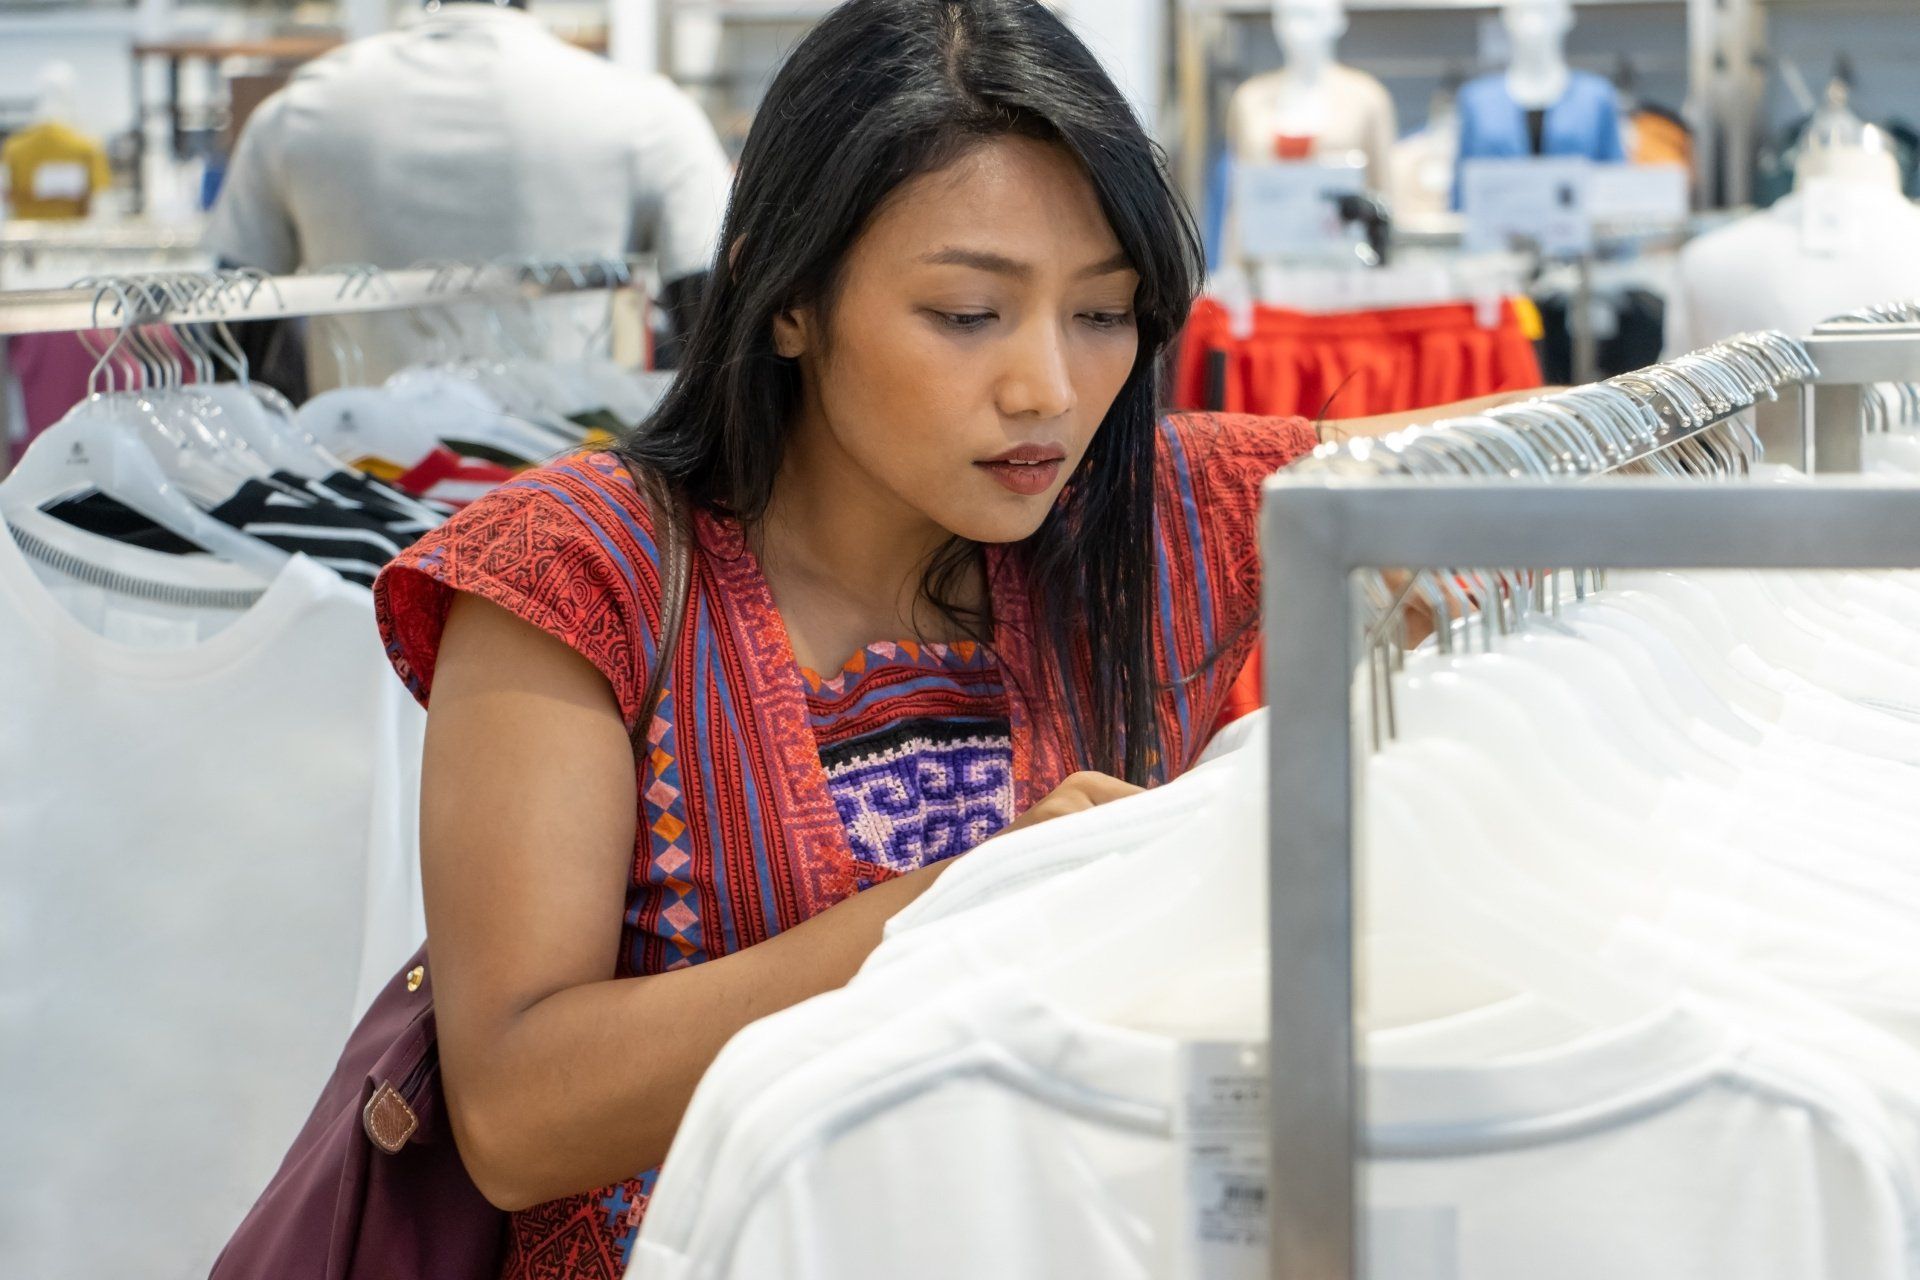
[1000,771,1143,837]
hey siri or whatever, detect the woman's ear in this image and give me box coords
[772,305,813,360]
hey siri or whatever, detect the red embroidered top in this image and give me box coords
[372,411,1317,1280]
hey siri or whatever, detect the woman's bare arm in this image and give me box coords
[420,594,953,1210]
[1324,388,1560,440]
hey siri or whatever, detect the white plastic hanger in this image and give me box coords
[0,411,288,582]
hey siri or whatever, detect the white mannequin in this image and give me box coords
[1501,0,1573,110]
[1225,0,1395,184]
[1668,79,1920,352]
[1794,82,1901,192]
[1266,0,1346,139]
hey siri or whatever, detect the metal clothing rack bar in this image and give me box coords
[0,260,645,338]
[1259,474,1920,1280]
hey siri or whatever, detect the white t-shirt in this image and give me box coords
[638,966,1919,1280]
[639,714,1920,1280]
[206,6,731,388]
[0,513,426,1280]
[1665,180,1920,354]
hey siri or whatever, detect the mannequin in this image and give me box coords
[1225,0,1396,187]
[1667,86,1920,353]
[1794,80,1901,192]
[1452,0,1624,202]
[2,63,112,220]
[1502,0,1572,113]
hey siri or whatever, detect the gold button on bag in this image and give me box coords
[406,965,426,993]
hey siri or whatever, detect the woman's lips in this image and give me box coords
[975,458,1064,496]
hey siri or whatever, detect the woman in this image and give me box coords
[376,1,1519,1275]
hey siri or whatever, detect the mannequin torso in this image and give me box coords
[1226,1,1395,183]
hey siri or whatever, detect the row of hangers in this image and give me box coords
[1272,320,1920,1053]
[301,257,660,472]
[0,259,655,584]
[1288,329,1819,748]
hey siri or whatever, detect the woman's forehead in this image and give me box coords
[859,137,1126,268]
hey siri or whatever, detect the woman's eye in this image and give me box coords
[1079,311,1136,332]
[934,311,996,332]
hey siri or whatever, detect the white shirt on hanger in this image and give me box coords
[636,716,1920,1280]
[0,513,426,1280]
[639,961,1920,1280]
[206,5,732,389]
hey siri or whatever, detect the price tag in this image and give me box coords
[1461,158,1593,258]
[30,161,90,203]
[1234,161,1366,261]
[1174,1040,1268,1280]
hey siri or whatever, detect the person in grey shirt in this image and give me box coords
[208,0,732,390]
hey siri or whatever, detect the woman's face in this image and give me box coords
[774,135,1142,546]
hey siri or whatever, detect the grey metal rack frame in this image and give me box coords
[1259,473,1920,1280]
[1755,323,1920,474]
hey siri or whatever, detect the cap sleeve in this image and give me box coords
[1154,413,1320,754]
[373,453,665,731]
[1158,412,1321,619]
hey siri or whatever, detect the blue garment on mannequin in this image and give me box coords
[1452,70,1626,207]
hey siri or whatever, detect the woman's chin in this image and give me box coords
[936,491,1063,546]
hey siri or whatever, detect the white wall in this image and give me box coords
[1059,0,1168,137]
[0,12,145,139]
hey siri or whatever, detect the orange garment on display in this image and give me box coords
[1630,109,1693,171]
[1176,295,1544,729]
[1171,295,1544,421]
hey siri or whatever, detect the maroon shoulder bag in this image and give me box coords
[211,464,693,1280]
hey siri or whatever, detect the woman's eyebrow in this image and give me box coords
[919,247,1137,279]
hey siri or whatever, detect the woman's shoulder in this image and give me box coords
[1155,412,1323,509]
[374,450,670,725]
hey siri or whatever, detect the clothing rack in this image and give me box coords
[0,257,651,480]
[1256,330,1869,1279]
[1258,473,1920,1280]
[0,259,646,339]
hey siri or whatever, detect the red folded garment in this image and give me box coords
[1172,297,1543,421]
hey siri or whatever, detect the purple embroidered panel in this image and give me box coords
[818,719,1015,871]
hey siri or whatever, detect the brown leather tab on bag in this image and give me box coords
[362,1082,419,1154]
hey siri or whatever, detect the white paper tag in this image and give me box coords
[1176,1040,1268,1280]
[1234,161,1366,262]
[1461,158,1594,258]
[1368,1205,1460,1280]
[1800,180,1856,258]
[30,160,90,203]
[1586,164,1689,227]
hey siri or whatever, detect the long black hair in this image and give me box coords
[620,0,1204,785]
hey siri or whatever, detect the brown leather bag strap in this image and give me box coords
[621,458,693,747]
